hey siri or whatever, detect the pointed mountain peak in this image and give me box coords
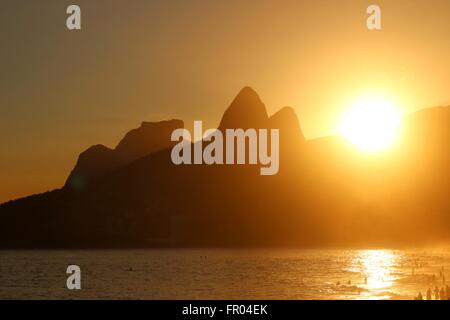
[219,87,269,130]
[235,86,261,101]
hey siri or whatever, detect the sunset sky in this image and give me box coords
[1,0,450,202]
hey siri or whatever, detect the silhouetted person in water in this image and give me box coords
[415,292,423,300]
[426,288,432,300]
[434,287,440,299]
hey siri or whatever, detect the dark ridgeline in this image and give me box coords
[0,87,448,248]
[65,119,184,190]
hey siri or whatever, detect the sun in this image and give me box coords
[338,96,402,152]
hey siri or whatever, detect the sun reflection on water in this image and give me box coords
[349,250,400,299]
[361,250,397,289]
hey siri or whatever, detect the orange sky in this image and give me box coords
[1,0,449,203]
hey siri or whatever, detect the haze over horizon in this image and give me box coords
[1,0,450,202]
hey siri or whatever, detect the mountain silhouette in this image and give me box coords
[269,106,304,142]
[0,88,448,248]
[219,87,269,130]
[66,120,183,189]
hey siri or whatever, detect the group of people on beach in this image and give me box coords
[415,267,449,300]
[415,285,450,300]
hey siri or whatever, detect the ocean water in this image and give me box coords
[0,249,449,300]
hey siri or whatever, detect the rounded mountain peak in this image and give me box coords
[269,106,305,143]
